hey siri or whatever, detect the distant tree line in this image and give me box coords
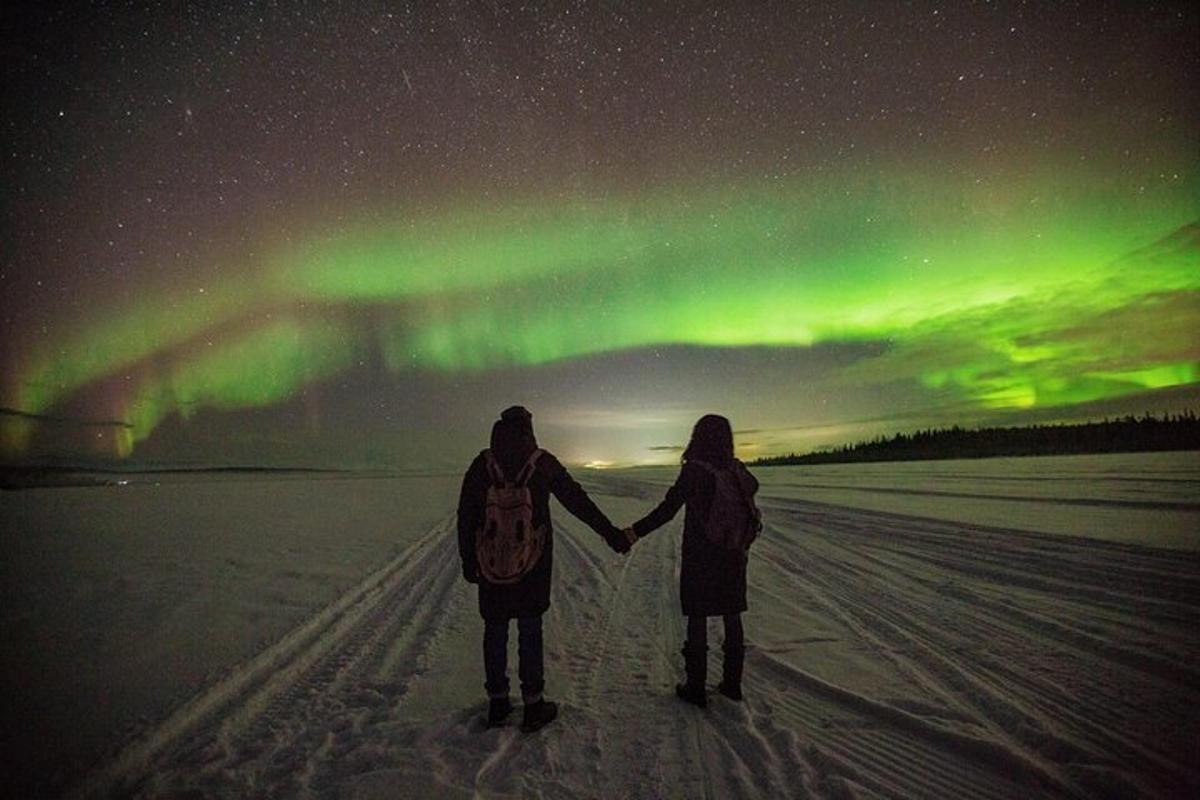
[751,411,1200,466]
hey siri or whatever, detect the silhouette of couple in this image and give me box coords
[457,405,760,732]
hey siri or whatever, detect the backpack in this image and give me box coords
[692,459,762,550]
[476,448,546,584]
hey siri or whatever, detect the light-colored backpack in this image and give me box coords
[476,448,546,584]
[692,459,762,550]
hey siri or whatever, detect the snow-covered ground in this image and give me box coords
[2,452,1197,798]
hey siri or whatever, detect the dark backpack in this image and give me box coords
[476,448,546,584]
[692,459,762,550]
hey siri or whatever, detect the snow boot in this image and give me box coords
[487,697,514,728]
[718,645,744,701]
[675,682,707,708]
[675,643,707,708]
[521,699,558,733]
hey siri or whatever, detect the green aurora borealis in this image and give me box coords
[5,163,1198,461]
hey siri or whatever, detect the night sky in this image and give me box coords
[2,2,1198,467]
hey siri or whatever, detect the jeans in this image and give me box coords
[483,615,545,702]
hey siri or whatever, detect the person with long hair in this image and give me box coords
[623,414,760,707]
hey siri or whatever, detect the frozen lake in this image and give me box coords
[1,451,1197,798]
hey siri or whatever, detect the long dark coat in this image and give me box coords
[457,448,617,621]
[633,459,758,617]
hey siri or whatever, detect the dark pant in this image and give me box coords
[483,615,545,702]
[684,613,745,690]
[686,613,744,652]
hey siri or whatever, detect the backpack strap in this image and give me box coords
[483,449,508,487]
[514,449,544,487]
[731,461,763,532]
[692,458,756,507]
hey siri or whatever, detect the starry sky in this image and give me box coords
[2,1,1198,467]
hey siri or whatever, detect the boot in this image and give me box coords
[675,644,707,708]
[521,699,558,733]
[718,646,744,701]
[487,696,514,727]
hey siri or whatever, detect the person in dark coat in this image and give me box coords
[625,414,758,707]
[457,405,628,731]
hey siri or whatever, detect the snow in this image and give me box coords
[1,452,1197,798]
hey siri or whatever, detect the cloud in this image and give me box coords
[0,406,131,428]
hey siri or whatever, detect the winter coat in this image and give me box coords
[632,459,759,617]
[457,448,618,621]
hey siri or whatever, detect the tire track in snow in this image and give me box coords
[69,514,462,800]
[756,497,1200,800]
[762,520,1093,798]
[560,504,822,799]
[731,526,1048,799]
[813,511,1199,797]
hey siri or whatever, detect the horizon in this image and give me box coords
[5,409,1197,473]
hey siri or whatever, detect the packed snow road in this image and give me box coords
[67,466,1199,799]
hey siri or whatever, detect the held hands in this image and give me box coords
[605,525,639,554]
[621,527,638,550]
